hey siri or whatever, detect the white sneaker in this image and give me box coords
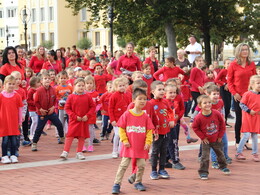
[76,152,85,160]
[1,156,11,164]
[10,155,18,163]
[112,152,118,159]
[60,151,68,159]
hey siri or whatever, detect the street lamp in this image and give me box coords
[108,3,114,55]
[6,25,9,46]
[20,5,30,51]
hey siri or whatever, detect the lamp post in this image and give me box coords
[21,5,30,51]
[6,25,9,46]
[108,3,114,55]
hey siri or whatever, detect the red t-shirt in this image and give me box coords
[100,92,113,116]
[29,56,45,73]
[94,74,109,94]
[86,90,99,124]
[117,54,141,73]
[189,67,205,92]
[55,85,73,110]
[153,66,185,82]
[0,63,25,80]
[215,69,227,86]
[42,61,62,74]
[27,88,37,112]
[117,110,154,159]
[192,110,226,142]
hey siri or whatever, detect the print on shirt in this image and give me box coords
[126,126,146,133]
[206,121,218,136]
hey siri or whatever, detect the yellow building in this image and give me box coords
[0,0,120,54]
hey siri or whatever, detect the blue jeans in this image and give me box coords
[211,132,229,161]
[237,132,258,154]
[33,113,64,143]
[184,101,192,117]
[101,115,113,137]
[2,136,17,156]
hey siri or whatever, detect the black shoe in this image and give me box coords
[227,114,235,119]
[165,162,173,168]
[226,123,232,128]
[187,137,198,144]
[93,138,101,144]
[173,162,185,170]
[134,182,146,191]
[112,184,120,194]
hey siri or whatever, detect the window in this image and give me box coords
[49,7,54,21]
[32,33,37,47]
[0,10,3,18]
[82,32,87,38]
[95,32,100,46]
[0,28,4,37]
[41,33,45,43]
[40,8,45,22]
[7,9,16,18]
[50,32,54,43]
[32,8,36,22]
[81,8,86,21]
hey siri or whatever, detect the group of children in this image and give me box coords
[0,53,260,194]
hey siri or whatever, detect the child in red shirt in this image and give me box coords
[31,72,65,151]
[126,71,143,93]
[109,77,132,158]
[149,81,175,180]
[142,64,153,99]
[83,75,100,152]
[0,75,23,164]
[27,76,41,140]
[100,81,113,140]
[56,71,73,136]
[111,88,154,194]
[192,95,230,179]
[205,70,215,84]
[94,63,110,94]
[60,78,95,160]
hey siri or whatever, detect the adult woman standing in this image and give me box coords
[116,42,141,74]
[42,50,62,74]
[175,49,191,69]
[227,43,256,147]
[29,45,46,74]
[189,56,205,113]
[143,46,159,75]
[0,46,25,81]
[56,49,66,70]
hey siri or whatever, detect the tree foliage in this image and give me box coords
[76,37,92,49]
[41,40,54,50]
[65,0,259,64]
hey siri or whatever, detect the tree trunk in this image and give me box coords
[165,22,177,58]
[203,30,211,65]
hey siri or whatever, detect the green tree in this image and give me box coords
[76,37,92,49]
[41,40,54,50]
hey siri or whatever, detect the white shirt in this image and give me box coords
[185,42,202,63]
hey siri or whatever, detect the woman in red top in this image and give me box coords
[29,45,46,74]
[189,56,205,113]
[227,43,256,145]
[56,49,66,70]
[42,50,62,74]
[143,46,159,75]
[0,46,25,81]
[116,42,141,75]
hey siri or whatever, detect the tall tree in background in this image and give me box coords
[66,0,259,64]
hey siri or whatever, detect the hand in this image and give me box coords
[234,93,241,102]
[154,134,159,141]
[124,142,130,148]
[77,116,82,121]
[198,87,204,94]
[224,84,229,91]
[217,138,222,142]
[169,121,175,128]
[111,121,117,126]
[82,115,88,121]
[250,110,256,116]
[144,144,150,150]
[202,138,209,144]
[48,106,55,115]
[40,108,48,116]
[175,115,179,120]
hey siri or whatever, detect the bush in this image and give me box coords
[77,38,92,50]
[41,40,54,50]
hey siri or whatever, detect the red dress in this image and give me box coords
[117,110,154,159]
[65,93,95,138]
[0,92,23,137]
[86,90,100,124]
[240,91,260,133]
